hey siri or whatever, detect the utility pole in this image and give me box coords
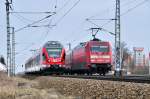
[11,27,15,76]
[6,0,12,77]
[67,43,71,51]
[9,27,15,76]
[149,52,150,75]
[114,0,122,77]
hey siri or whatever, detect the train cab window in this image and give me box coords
[91,46,109,52]
[47,48,62,58]
[42,53,46,60]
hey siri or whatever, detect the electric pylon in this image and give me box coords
[114,0,122,76]
[6,0,12,76]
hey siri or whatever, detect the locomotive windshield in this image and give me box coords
[91,46,109,52]
[47,48,62,58]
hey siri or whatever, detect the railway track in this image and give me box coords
[51,74,150,84]
[19,72,150,84]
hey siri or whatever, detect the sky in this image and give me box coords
[0,0,150,73]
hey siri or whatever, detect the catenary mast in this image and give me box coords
[115,0,122,76]
[6,0,12,76]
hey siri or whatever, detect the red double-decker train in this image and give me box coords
[65,39,112,75]
[25,41,65,74]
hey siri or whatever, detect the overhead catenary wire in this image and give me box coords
[37,0,72,43]
[87,0,139,20]
[88,0,148,21]
[86,19,115,36]
[43,0,74,43]
[11,13,34,23]
[35,0,81,49]
[10,11,55,14]
[56,0,71,13]
[86,0,149,36]
[15,0,81,56]
[86,18,116,21]
[13,0,76,51]
[15,43,35,56]
[55,0,81,25]
[14,0,59,56]
[14,0,149,56]
[121,0,149,16]
[14,13,56,33]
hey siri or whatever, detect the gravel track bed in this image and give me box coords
[36,76,150,99]
[1,71,150,99]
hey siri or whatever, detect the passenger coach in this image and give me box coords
[25,41,65,74]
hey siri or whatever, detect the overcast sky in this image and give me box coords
[0,0,150,72]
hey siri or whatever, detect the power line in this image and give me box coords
[60,20,87,43]
[56,0,71,13]
[87,18,116,21]
[40,0,81,48]
[121,0,149,16]
[55,0,81,25]
[40,0,72,43]
[86,19,115,36]
[15,18,55,56]
[86,0,149,36]
[14,1,58,56]
[87,0,139,20]
[15,43,35,56]
[10,11,55,14]
[11,13,33,23]
[15,13,55,33]
[15,0,81,55]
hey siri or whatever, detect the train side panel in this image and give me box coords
[72,46,87,70]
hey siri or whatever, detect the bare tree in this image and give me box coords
[0,56,6,65]
[120,42,131,69]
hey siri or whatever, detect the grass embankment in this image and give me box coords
[1,72,150,99]
[0,72,71,99]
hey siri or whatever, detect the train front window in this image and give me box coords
[47,48,62,58]
[91,46,109,52]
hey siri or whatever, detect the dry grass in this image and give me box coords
[1,72,150,99]
[0,72,76,99]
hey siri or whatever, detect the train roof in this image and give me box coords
[25,49,41,63]
[73,40,111,50]
[25,41,64,63]
[91,38,101,41]
[43,41,63,48]
[88,40,110,43]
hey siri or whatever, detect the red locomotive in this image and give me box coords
[65,39,112,75]
[25,41,65,74]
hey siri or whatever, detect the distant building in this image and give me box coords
[133,47,145,67]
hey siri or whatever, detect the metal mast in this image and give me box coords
[11,27,15,76]
[67,43,71,51]
[6,0,12,77]
[115,0,122,76]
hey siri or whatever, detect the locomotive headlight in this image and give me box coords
[48,59,51,62]
[53,59,57,62]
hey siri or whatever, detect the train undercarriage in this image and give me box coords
[25,64,112,76]
[66,64,112,76]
